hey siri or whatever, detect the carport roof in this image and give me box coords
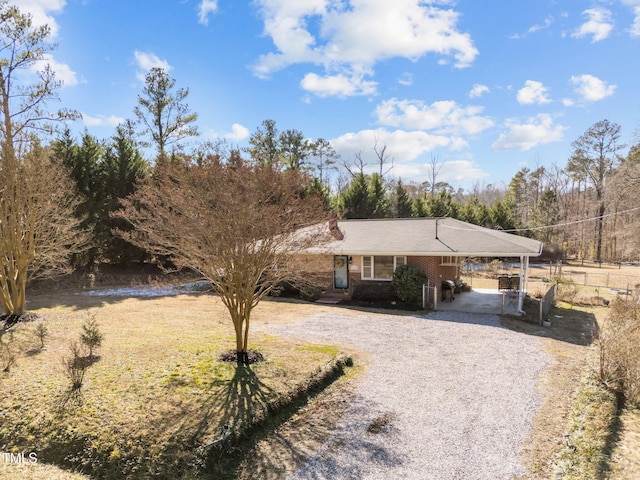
[309,217,543,257]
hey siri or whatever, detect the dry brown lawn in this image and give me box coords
[4,268,638,479]
[0,289,355,479]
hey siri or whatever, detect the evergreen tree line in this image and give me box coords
[49,114,640,267]
[38,64,640,267]
[50,123,148,266]
[336,172,518,231]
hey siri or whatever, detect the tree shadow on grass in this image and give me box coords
[197,364,276,444]
[190,359,351,479]
[191,365,278,476]
[20,353,351,480]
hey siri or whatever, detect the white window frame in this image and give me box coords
[361,255,407,281]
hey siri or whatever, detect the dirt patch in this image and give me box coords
[218,349,265,365]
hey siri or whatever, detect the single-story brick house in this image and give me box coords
[300,217,543,311]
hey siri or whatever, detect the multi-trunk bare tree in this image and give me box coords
[0,2,85,316]
[116,150,329,364]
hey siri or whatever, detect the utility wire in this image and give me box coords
[503,205,640,233]
[436,205,640,233]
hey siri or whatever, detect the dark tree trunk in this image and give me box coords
[236,350,248,366]
[596,201,605,264]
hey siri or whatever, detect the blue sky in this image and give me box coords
[15,0,640,190]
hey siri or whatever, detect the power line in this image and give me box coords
[503,205,640,233]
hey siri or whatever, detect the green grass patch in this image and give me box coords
[0,294,350,479]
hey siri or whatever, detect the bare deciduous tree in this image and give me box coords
[0,3,85,316]
[567,119,624,263]
[116,152,329,364]
[0,145,85,315]
[373,138,394,178]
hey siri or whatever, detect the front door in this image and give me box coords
[333,255,349,289]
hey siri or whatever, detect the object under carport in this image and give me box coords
[442,280,455,302]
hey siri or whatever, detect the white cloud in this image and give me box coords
[572,8,614,43]
[492,114,567,151]
[133,51,172,82]
[374,98,494,136]
[393,159,489,185]
[198,0,218,26]
[81,113,125,128]
[570,74,616,102]
[512,15,563,39]
[469,83,489,98]
[301,71,377,97]
[331,128,467,169]
[13,0,66,37]
[224,123,250,141]
[398,72,413,87]
[252,0,478,96]
[516,80,551,105]
[622,0,640,36]
[318,1,478,68]
[528,16,554,34]
[206,123,250,142]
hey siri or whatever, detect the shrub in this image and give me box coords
[352,283,396,302]
[34,321,49,349]
[596,298,640,407]
[392,264,426,303]
[483,259,503,278]
[1,340,17,372]
[80,313,103,358]
[554,276,578,304]
[63,341,88,390]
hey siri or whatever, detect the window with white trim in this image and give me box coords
[361,255,407,280]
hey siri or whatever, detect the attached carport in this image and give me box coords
[423,219,543,314]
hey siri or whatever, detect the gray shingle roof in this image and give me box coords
[309,217,543,257]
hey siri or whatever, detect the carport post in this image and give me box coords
[518,255,529,313]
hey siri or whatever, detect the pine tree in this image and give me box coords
[101,122,149,263]
[369,173,389,218]
[340,173,376,219]
[392,180,414,218]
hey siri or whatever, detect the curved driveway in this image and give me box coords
[259,308,549,480]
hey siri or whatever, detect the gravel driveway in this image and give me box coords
[258,308,549,480]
